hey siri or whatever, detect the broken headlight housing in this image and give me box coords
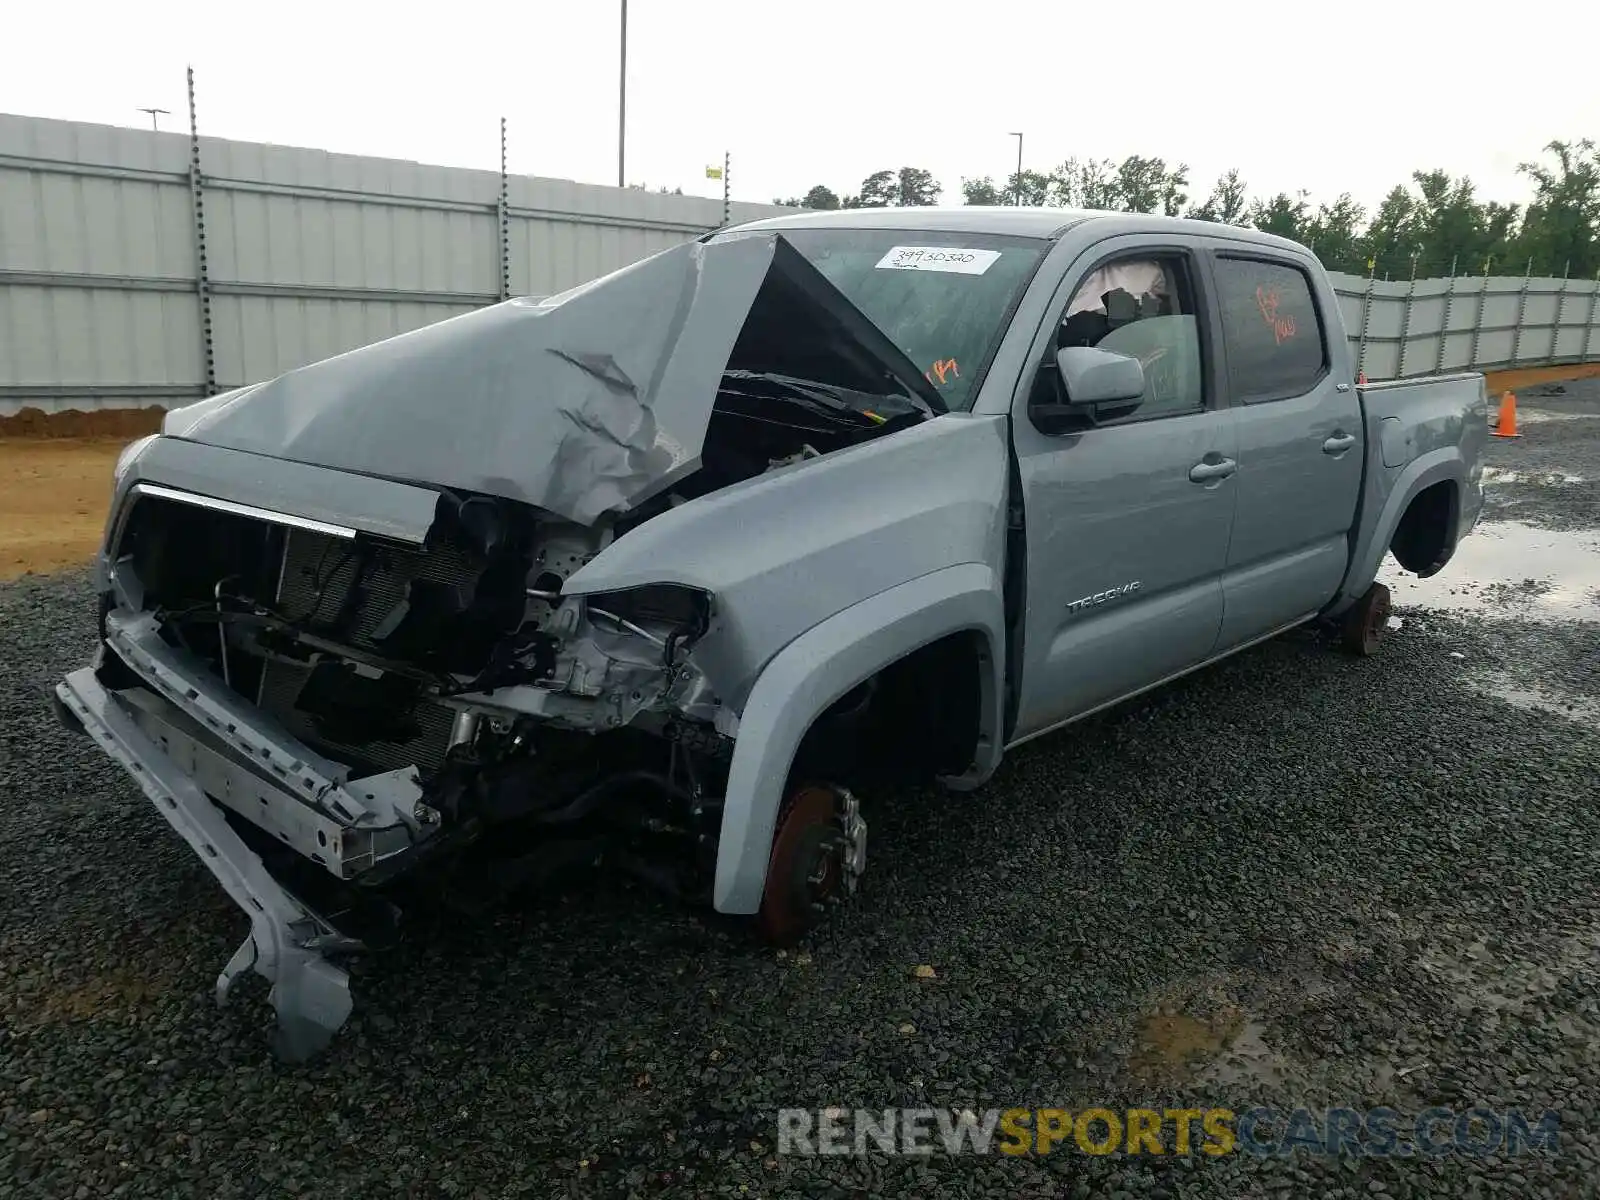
[580,585,712,670]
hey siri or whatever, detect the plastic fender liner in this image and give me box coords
[712,562,1006,915]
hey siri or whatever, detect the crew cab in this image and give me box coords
[55,208,1487,1058]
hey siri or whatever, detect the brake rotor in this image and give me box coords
[1343,582,1392,656]
[756,784,841,945]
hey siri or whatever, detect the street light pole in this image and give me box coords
[1009,132,1023,205]
[617,0,628,187]
[138,107,170,132]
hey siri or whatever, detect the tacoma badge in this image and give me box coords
[1066,581,1141,614]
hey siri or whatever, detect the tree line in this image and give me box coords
[776,138,1600,280]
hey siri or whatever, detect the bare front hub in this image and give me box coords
[757,784,868,945]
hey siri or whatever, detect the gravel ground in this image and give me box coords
[3,382,1599,1198]
[1481,376,1600,531]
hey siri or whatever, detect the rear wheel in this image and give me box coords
[1341,582,1392,657]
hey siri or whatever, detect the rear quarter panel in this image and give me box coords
[1334,373,1489,611]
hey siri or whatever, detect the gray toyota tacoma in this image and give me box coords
[55,208,1486,1058]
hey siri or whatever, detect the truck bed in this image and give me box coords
[1336,372,1490,613]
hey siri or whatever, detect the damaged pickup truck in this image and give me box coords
[56,209,1487,1058]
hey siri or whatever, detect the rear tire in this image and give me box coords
[1341,583,1392,657]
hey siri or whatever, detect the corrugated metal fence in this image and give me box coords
[1331,268,1600,382]
[3,111,1599,416]
[0,112,791,414]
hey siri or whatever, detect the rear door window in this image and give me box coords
[1213,257,1328,402]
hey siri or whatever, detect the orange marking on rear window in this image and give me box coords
[1256,286,1297,344]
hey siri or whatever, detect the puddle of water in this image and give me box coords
[1416,924,1600,1037]
[1128,1010,1239,1078]
[1132,1011,1292,1094]
[1128,1009,1290,1088]
[1471,671,1600,726]
[1202,1019,1290,1088]
[1514,410,1600,425]
[1382,521,1600,621]
[1482,467,1587,486]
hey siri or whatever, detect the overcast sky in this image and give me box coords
[5,0,1597,216]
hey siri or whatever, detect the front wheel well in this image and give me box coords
[789,630,986,789]
[1390,479,1458,577]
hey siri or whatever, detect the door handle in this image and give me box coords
[1322,433,1357,454]
[1188,457,1237,483]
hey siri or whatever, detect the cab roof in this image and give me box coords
[724,205,1308,256]
[728,206,1086,239]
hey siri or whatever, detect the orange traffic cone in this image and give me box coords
[1492,390,1521,438]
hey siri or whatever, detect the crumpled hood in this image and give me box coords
[162,234,940,526]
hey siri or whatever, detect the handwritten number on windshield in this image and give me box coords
[925,358,960,387]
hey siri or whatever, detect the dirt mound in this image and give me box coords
[0,406,167,439]
[0,439,124,579]
[1483,362,1600,394]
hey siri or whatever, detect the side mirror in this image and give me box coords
[1056,345,1145,405]
[1029,346,1145,434]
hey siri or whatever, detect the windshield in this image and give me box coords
[722,228,1047,411]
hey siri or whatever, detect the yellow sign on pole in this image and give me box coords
[705,165,723,180]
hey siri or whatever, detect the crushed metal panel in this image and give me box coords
[156,233,946,525]
[104,609,430,850]
[160,238,779,524]
[118,686,413,875]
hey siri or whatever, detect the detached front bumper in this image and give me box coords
[54,608,442,1060]
[56,666,357,1059]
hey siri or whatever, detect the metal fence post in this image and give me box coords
[1396,252,1418,376]
[1356,258,1375,380]
[1468,258,1491,369]
[1510,257,1533,365]
[498,117,511,301]
[1584,268,1600,366]
[721,151,731,227]
[1550,260,1571,364]
[1434,255,1458,375]
[185,66,217,398]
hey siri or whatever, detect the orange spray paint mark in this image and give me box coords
[1256,286,1297,344]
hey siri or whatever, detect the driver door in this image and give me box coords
[1009,241,1238,740]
